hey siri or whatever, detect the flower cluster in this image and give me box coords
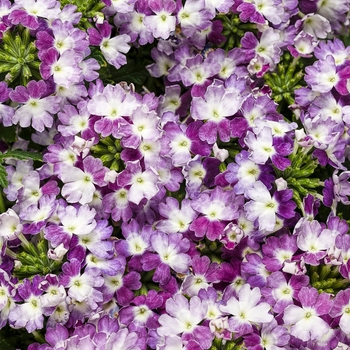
[0,0,350,349]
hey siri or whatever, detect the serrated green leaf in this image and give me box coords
[0,164,8,188]
[1,150,42,162]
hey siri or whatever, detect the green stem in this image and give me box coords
[0,188,5,213]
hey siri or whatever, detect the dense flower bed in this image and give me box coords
[1,0,350,349]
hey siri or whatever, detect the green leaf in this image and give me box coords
[0,150,43,162]
[107,59,151,87]
[0,163,8,188]
[0,337,17,350]
[0,125,17,143]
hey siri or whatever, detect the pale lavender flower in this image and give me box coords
[219,283,273,337]
[0,208,22,242]
[141,232,191,285]
[57,155,108,205]
[240,28,281,71]
[261,271,309,314]
[157,197,197,234]
[238,0,285,25]
[244,126,293,171]
[298,13,331,39]
[143,0,176,40]
[243,319,290,350]
[44,204,96,248]
[158,294,214,349]
[0,82,14,127]
[294,219,336,266]
[9,80,61,132]
[241,253,270,288]
[314,38,350,68]
[117,162,159,205]
[102,185,133,223]
[9,0,60,29]
[288,32,319,58]
[330,289,350,334]
[87,83,139,138]
[190,81,242,144]
[176,0,212,37]
[88,21,131,69]
[283,287,332,342]
[36,19,88,56]
[0,269,17,329]
[190,187,241,241]
[9,275,44,332]
[60,258,103,309]
[245,181,296,232]
[40,48,83,88]
[305,55,350,95]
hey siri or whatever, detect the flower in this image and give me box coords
[219,283,273,337]
[283,287,333,342]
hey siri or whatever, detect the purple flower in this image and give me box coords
[330,289,350,334]
[57,155,108,205]
[190,187,241,241]
[245,181,296,232]
[283,287,333,342]
[244,319,290,350]
[182,255,219,297]
[60,258,103,309]
[87,83,139,138]
[119,289,162,328]
[88,21,131,69]
[305,55,350,95]
[158,293,214,349]
[238,0,285,25]
[9,80,61,132]
[160,120,211,166]
[262,271,309,313]
[9,275,44,332]
[262,234,298,272]
[225,150,274,196]
[40,48,83,88]
[0,82,14,126]
[219,283,273,337]
[141,231,191,285]
[9,0,60,30]
[294,219,336,266]
[190,81,242,144]
[102,267,141,306]
[157,197,197,234]
[143,0,176,40]
[179,53,220,97]
[244,126,293,171]
[36,19,88,56]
